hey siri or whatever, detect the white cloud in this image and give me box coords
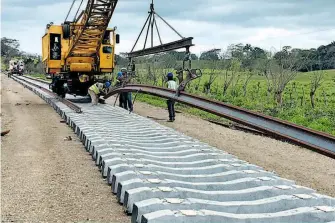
[1,0,334,56]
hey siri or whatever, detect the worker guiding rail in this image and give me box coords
[88,81,111,105]
[116,68,133,112]
[166,72,177,122]
[116,71,126,108]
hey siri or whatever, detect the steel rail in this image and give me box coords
[104,84,335,159]
[23,75,51,84]
[127,37,194,58]
[16,76,82,113]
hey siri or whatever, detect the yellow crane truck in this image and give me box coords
[42,0,119,97]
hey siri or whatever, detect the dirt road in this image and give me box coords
[106,96,335,197]
[1,75,129,222]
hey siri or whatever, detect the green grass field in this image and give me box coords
[1,57,7,71]
[133,68,335,135]
[27,73,49,80]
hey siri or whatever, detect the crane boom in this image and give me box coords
[67,0,118,58]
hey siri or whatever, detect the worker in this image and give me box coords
[130,60,135,75]
[79,74,89,83]
[88,81,111,105]
[119,68,133,111]
[126,90,133,112]
[122,68,133,111]
[115,71,123,87]
[116,71,126,108]
[166,72,177,122]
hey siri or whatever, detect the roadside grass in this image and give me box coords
[134,69,335,135]
[135,93,230,124]
[1,58,6,71]
[26,73,50,81]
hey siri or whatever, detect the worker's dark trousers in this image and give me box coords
[119,93,127,108]
[119,93,133,111]
[167,99,175,120]
[126,93,133,112]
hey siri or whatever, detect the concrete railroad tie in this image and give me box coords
[13,76,335,223]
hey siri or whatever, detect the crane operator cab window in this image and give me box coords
[102,30,120,46]
[103,46,112,54]
[102,31,111,44]
[102,30,113,54]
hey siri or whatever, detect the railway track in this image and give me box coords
[14,75,82,113]
[21,75,335,159]
[11,75,335,223]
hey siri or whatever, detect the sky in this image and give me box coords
[1,0,335,56]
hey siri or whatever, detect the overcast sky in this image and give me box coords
[1,0,335,56]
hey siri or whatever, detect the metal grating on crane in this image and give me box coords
[66,0,118,58]
[13,76,335,223]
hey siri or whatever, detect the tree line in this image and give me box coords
[116,40,334,108]
[117,41,335,73]
[3,36,333,76]
[1,37,43,73]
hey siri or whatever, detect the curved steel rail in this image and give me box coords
[104,84,335,159]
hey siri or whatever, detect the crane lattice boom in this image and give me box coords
[68,0,118,58]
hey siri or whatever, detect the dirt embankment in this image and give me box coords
[1,75,129,222]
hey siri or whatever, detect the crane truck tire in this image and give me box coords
[62,23,71,39]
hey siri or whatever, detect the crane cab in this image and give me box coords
[100,29,119,73]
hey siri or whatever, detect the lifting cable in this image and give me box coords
[120,0,202,98]
[64,0,77,22]
[127,0,193,76]
[73,0,84,22]
[64,0,85,22]
[130,0,185,54]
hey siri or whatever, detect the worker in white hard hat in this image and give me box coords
[166,72,177,122]
[119,68,133,112]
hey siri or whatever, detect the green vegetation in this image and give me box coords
[116,42,335,136]
[136,93,230,124]
[135,70,335,135]
[2,36,335,135]
[1,37,43,74]
[27,73,49,81]
[1,57,6,71]
[131,69,335,135]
